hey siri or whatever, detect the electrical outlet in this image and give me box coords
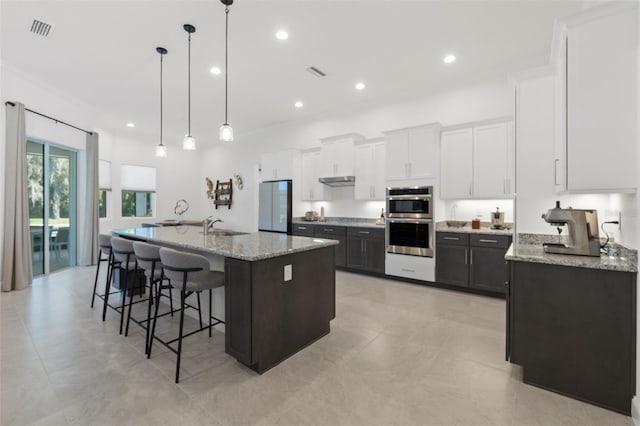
[284,264,292,282]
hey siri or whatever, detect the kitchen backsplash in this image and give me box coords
[443,199,514,222]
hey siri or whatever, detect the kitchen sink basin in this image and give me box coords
[201,229,247,236]
[446,220,468,228]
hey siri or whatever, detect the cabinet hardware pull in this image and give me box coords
[554,159,559,186]
[503,180,506,195]
[299,226,307,230]
[464,249,468,265]
[470,249,473,265]
[401,268,415,273]
[359,231,370,235]
[479,239,498,243]
[469,183,472,196]
[324,229,333,232]
[443,237,459,241]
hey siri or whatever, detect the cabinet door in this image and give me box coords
[372,142,386,199]
[314,226,346,267]
[566,9,637,192]
[469,247,508,294]
[261,151,293,181]
[407,126,437,179]
[320,142,337,177]
[364,237,385,274]
[347,236,366,269]
[436,244,468,287]
[334,139,355,176]
[473,123,510,198]
[355,144,374,200]
[385,131,409,180]
[553,35,567,192]
[440,129,473,199]
[301,151,329,201]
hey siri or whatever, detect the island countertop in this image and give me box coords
[112,226,338,262]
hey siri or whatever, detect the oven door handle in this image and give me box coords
[387,218,433,224]
[387,195,432,200]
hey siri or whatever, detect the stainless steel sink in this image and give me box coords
[446,220,468,228]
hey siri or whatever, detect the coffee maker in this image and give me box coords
[491,207,505,229]
[541,201,600,257]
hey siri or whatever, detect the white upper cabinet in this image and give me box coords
[260,150,297,182]
[384,123,440,181]
[440,128,473,199]
[563,4,637,193]
[319,134,362,177]
[355,140,386,200]
[440,121,513,200]
[473,123,512,198]
[301,150,331,201]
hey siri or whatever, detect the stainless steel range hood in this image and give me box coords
[318,176,356,187]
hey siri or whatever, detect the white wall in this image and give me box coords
[198,77,513,231]
[634,0,640,419]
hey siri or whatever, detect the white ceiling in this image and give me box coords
[1,0,583,145]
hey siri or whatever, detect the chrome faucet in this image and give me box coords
[203,216,223,235]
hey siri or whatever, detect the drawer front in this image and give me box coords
[347,227,384,240]
[436,232,469,246]
[314,225,346,237]
[293,224,315,237]
[469,234,511,249]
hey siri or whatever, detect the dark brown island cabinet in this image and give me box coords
[507,261,636,414]
[436,232,512,294]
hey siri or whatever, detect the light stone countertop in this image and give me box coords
[293,218,385,229]
[505,234,637,273]
[112,227,338,262]
[436,221,513,236]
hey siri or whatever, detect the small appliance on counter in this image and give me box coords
[491,207,505,229]
[541,201,600,257]
[304,211,319,221]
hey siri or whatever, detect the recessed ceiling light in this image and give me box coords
[210,66,222,75]
[355,82,366,91]
[443,54,456,64]
[275,30,289,40]
[126,122,135,128]
[294,101,303,108]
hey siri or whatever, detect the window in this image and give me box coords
[98,160,112,219]
[120,164,156,218]
[121,191,154,217]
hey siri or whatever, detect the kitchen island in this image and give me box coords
[113,226,338,374]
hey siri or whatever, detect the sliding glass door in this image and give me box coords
[27,140,77,276]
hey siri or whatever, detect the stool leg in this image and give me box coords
[91,249,102,308]
[176,278,188,384]
[145,276,154,355]
[119,267,128,335]
[168,280,174,317]
[125,268,140,337]
[148,280,163,359]
[197,292,203,329]
[209,289,213,338]
[102,256,115,321]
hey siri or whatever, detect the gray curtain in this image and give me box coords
[2,102,32,291]
[78,132,99,266]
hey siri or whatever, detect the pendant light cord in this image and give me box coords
[160,52,164,146]
[188,32,191,136]
[225,6,229,125]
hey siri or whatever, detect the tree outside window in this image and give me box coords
[121,191,153,217]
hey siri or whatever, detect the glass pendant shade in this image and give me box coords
[219,124,234,142]
[183,135,196,150]
[155,144,168,158]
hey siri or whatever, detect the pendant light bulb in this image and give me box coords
[156,46,168,158]
[183,135,196,150]
[183,24,197,150]
[156,144,168,158]
[219,124,234,142]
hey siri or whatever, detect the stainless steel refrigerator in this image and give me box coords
[258,180,292,234]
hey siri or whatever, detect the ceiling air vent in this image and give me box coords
[306,66,327,78]
[30,19,54,38]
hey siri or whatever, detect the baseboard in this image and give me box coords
[632,396,640,425]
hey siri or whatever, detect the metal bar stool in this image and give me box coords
[132,241,175,354]
[91,234,116,321]
[110,237,146,335]
[152,248,225,383]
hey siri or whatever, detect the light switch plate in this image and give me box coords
[284,264,292,282]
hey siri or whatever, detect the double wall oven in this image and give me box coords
[386,186,434,257]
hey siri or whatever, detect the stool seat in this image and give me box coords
[98,234,112,255]
[159,248,225,292]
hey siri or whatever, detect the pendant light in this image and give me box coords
[219,0,234,142]
[156,47,168,158]
[183,24,197,150]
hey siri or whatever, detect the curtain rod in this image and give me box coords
[4,101,93,135]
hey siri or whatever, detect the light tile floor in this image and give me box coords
[0,267,633,426]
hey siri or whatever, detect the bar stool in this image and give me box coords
[152,248,225,383]
[110,237,145,335]
[131,241,174,354]
[91,234,115,321]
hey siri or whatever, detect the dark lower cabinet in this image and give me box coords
[508,260,636,415]
[314,226,346,267]
[346,227,385,274]
[436,232,511,294]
